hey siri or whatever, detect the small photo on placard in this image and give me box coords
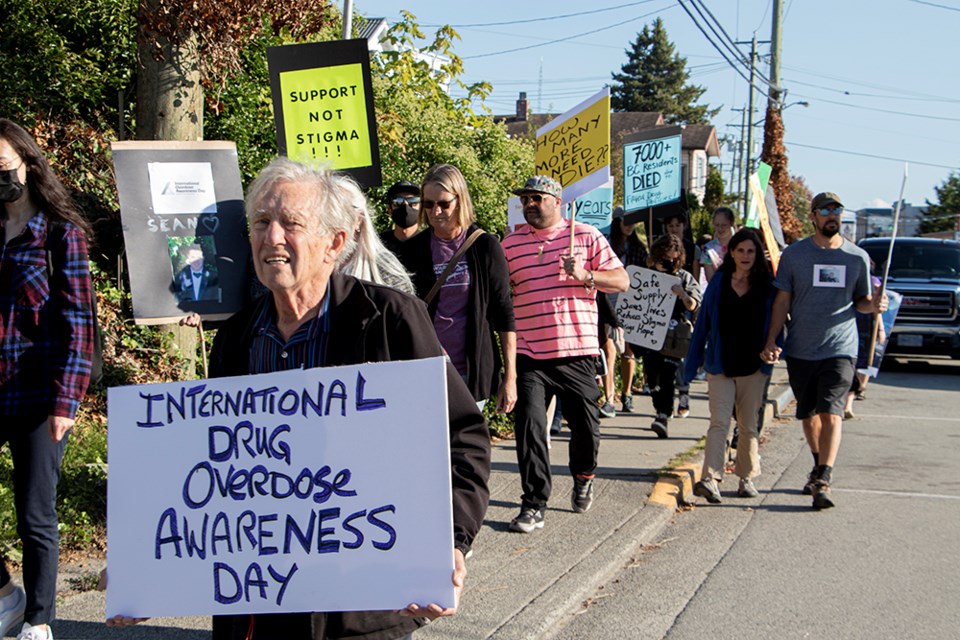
[168,236,222,304]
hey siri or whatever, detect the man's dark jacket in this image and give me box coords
[208,272,491,640]
[399,225,515,402]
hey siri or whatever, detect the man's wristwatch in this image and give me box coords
[584,270,595,291]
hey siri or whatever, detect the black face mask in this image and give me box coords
[661,259,677,272]
[0,169,24,203]
[391,204,419,229]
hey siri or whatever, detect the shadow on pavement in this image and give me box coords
[53,620,209,639]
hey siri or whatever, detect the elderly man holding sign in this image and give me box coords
[502,175,628,533]
[110,159,490,639]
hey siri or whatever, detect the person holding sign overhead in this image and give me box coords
[629,233,701,439]
[128,158,491,639]
[502,175,628,533]
[400,164,517,412]
[0,119,95,640]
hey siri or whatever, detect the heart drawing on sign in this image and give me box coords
[200,215,221,234]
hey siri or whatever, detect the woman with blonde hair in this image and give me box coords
[399,163,516,412]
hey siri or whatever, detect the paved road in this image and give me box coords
[549,358,960,639]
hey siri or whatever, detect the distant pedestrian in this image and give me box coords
[662,211,700,418]
[686,229,779,503]
[701,207,737,282]
[761,192,887,510]
[628,234,700,438]
[607,207,648,413]
[379,179,421,255]
[502,176,627,533]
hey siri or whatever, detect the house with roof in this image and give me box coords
[495,92,721,205]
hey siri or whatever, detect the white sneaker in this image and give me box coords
[0,587,25,638]
[17,622,53,640]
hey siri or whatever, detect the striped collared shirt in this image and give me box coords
[248,293,331,374]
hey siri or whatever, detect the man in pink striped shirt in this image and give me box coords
[502,175,628,533]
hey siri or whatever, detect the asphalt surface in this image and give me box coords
[12,364,797,639]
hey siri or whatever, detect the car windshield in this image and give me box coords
[863,243,960,278]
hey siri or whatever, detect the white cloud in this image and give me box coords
[865,197,890,208]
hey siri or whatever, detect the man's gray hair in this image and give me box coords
[245,158,358,264]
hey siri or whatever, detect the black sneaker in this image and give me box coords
[572,475,595,513]
[651,413,669,439]
[676,393,690,418]
[812,480,835,510]
[621,393,633,413]
[599,402,616,418]
[802,467,818,495]
[509,508,545,533]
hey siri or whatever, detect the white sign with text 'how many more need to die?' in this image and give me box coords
[106,357,453,619]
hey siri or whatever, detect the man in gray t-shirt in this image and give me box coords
[761,192,887,510]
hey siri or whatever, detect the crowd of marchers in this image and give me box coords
[0,117,885,640]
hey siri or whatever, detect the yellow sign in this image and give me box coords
[279,63,372,169]
[749,173,781,274]
[535,89,610,201]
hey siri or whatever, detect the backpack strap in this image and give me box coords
[424,228,486,306]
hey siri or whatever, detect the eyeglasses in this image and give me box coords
[422,196,458,211]
[816,206,844,216]
[520,194,544,205]
[391,195,420,207]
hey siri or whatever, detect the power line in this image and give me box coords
[790,92,960,122]
[462,5,671,60]
[908,0,960,11]
[786,140,959,170]
[785,78,960,103]
[422,0,660,28]
[782,64,959,102]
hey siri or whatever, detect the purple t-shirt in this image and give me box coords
[430,229,471,376]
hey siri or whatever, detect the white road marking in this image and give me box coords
[832,488,960,501]
[853,414,960,422]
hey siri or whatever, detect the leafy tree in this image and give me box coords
[703,164,725,211]
[922,172,960,234]
[610,18,719,124]
[761,104,799,240]
[788,174,814,241]
[369,13,534,237]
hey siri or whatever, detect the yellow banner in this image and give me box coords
[279,63,372,169]
[535,91,610,192]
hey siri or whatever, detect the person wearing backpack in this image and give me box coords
[0,119,95,640]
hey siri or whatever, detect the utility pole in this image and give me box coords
[742,35,758,219]
[342,0,353,39]
[770,0,783,101]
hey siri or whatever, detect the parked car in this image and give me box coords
[859,237,960,360]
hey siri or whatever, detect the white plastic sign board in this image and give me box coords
[615,266,680,350]
[622,126,682,211]
[106,357,453,618]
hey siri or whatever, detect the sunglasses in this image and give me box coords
[422,196,458,211]
[816,206,844,216]
[391,195,420,207]
[520,194,545,205]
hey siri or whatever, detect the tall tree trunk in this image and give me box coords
[761,102,803,243]
[136,0,203,377]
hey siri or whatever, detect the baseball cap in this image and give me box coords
[513,175,562,199]
[811,192,844,211]
[387,180,420,201]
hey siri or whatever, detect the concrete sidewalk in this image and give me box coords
[44,365,794,639]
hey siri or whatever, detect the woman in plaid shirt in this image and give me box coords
[0,119,94,640]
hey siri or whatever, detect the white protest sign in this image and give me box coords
[615,266,680,350]
[507,196,526,233]
[622,126,682,211]
[106,357,453,618]
[148,162,218,215]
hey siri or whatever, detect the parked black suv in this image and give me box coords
[859,237,960,360]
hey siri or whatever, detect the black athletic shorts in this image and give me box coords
[786,356,855,419]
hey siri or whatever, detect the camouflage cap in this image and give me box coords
[811,192,844,211]
[513,175,562,199]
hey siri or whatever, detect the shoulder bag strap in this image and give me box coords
[424,228,485,306]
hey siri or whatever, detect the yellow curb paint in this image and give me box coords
[649,462,701,508]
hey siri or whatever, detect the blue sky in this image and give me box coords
[354,0,960,212]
